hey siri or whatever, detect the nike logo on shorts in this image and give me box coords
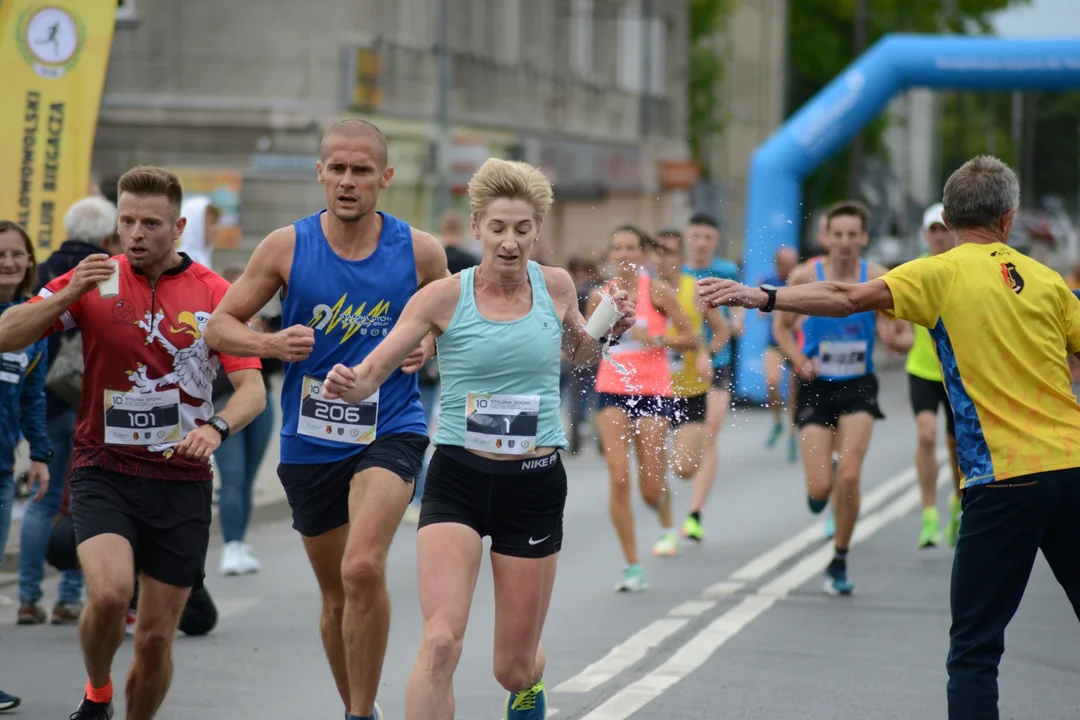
[528,535,551,545]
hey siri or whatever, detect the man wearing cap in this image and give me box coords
[903,203,962,548]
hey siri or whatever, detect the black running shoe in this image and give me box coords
[70,696,114,719]
[0,689,21,711]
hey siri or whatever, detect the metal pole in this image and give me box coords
[435,0,453,224]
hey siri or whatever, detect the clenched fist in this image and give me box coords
[267,324,316,362]
[322,363,357,401]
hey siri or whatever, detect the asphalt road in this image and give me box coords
[2,368,1078,719]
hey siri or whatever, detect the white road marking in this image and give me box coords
[728,453,942,582]
[667,600,716,617]
[576,467,948,720]
[701,580,744,598]
[553,618,689,693]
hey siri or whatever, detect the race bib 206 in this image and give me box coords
[298,375,378,445]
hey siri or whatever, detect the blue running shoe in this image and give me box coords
[766,421,783,448]
[0,689,21,711]
[824,564,855,596]
[505,678,547,720]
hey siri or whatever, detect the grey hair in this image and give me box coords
[64,195,117,242]
[942,155,1020,231]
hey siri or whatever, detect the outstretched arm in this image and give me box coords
[699,275,895,318]
[548,268,635,367]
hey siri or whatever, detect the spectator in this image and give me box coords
[177,196,221,269]
[17,196,120,626]
[439,210,479,274]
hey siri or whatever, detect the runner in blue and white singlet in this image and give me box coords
[766,200,910,597]
[205,119,449,720]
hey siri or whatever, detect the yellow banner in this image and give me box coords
[0,0,116,260]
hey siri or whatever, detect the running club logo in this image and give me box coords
[125,309,219,457]
[1000,262,1024,295]
[15,5,86,79]
[308,293,393,344]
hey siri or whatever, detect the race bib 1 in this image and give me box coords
[0,351,28,384]
[298,375,378,445]
[465,392,540,455]
[103,389,183,446]
[818,340,868,377]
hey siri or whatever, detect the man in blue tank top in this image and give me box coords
[205,119,449,720]
[760,201,909,596]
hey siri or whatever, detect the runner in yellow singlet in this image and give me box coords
[651,230,730,542]
[904,204,962,547]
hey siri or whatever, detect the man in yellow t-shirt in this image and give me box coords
[697,155,1080,720]
[651,230,730,544]
[905,203,962,549]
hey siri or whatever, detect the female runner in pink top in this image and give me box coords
[586,226,696,592]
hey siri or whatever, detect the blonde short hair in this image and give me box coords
[467,158,554,222]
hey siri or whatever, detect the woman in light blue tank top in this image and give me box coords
[319,158,635,720]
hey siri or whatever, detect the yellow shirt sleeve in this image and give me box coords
[1062,285,1080,355]
[880,256,953,329]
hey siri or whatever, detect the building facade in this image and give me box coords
[707,0,787,259]
[95,0,692,268]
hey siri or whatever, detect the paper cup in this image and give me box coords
[97,260,120,298]
[584,295,625,340]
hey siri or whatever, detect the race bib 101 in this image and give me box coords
[103,389,183,446]
[819,340,868,377]
[298,375,378,445]
[465,392,540,455]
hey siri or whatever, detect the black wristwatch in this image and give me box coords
[206,415,231,441]
[759,284,779,313]
[30,448,53,464]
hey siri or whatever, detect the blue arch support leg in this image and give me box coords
[737,35,1080,403]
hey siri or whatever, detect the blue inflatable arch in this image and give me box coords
[737,35,1080,403]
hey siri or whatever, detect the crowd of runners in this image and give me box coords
[0,117,1076,720]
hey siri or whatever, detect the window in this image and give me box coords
[570,0,594,77]
[617,1,666,96]
[498,0,521,65]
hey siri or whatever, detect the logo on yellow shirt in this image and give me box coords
[999,262,1024,295]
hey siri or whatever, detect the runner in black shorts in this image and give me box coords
[322,158,635,719]
[648,229,731,544]
[0,167,267,720]
[589,226,696,589]
[205,120,448,720]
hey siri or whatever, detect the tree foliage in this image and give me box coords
[687,0,732,179]
[788,0,1031,209]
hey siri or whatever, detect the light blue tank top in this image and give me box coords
[278,211,427,464]
[802,259,877,381]
[433,262,567,452]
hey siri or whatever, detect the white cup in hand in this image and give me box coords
[97,260,120,298]
[584,295,626,340]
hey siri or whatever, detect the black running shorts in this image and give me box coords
[277,432,429,538]
[711,365,734,392]
[795,373,885,430]
[908,373,955,437]
[597,392,671,420]
[670,392,708,429]
[69,466,212,589]
[419,445,567,559]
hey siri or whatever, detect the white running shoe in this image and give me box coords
[652,531,679,557]
[220,541,259,576]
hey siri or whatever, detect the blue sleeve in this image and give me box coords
[20,339,52,461]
